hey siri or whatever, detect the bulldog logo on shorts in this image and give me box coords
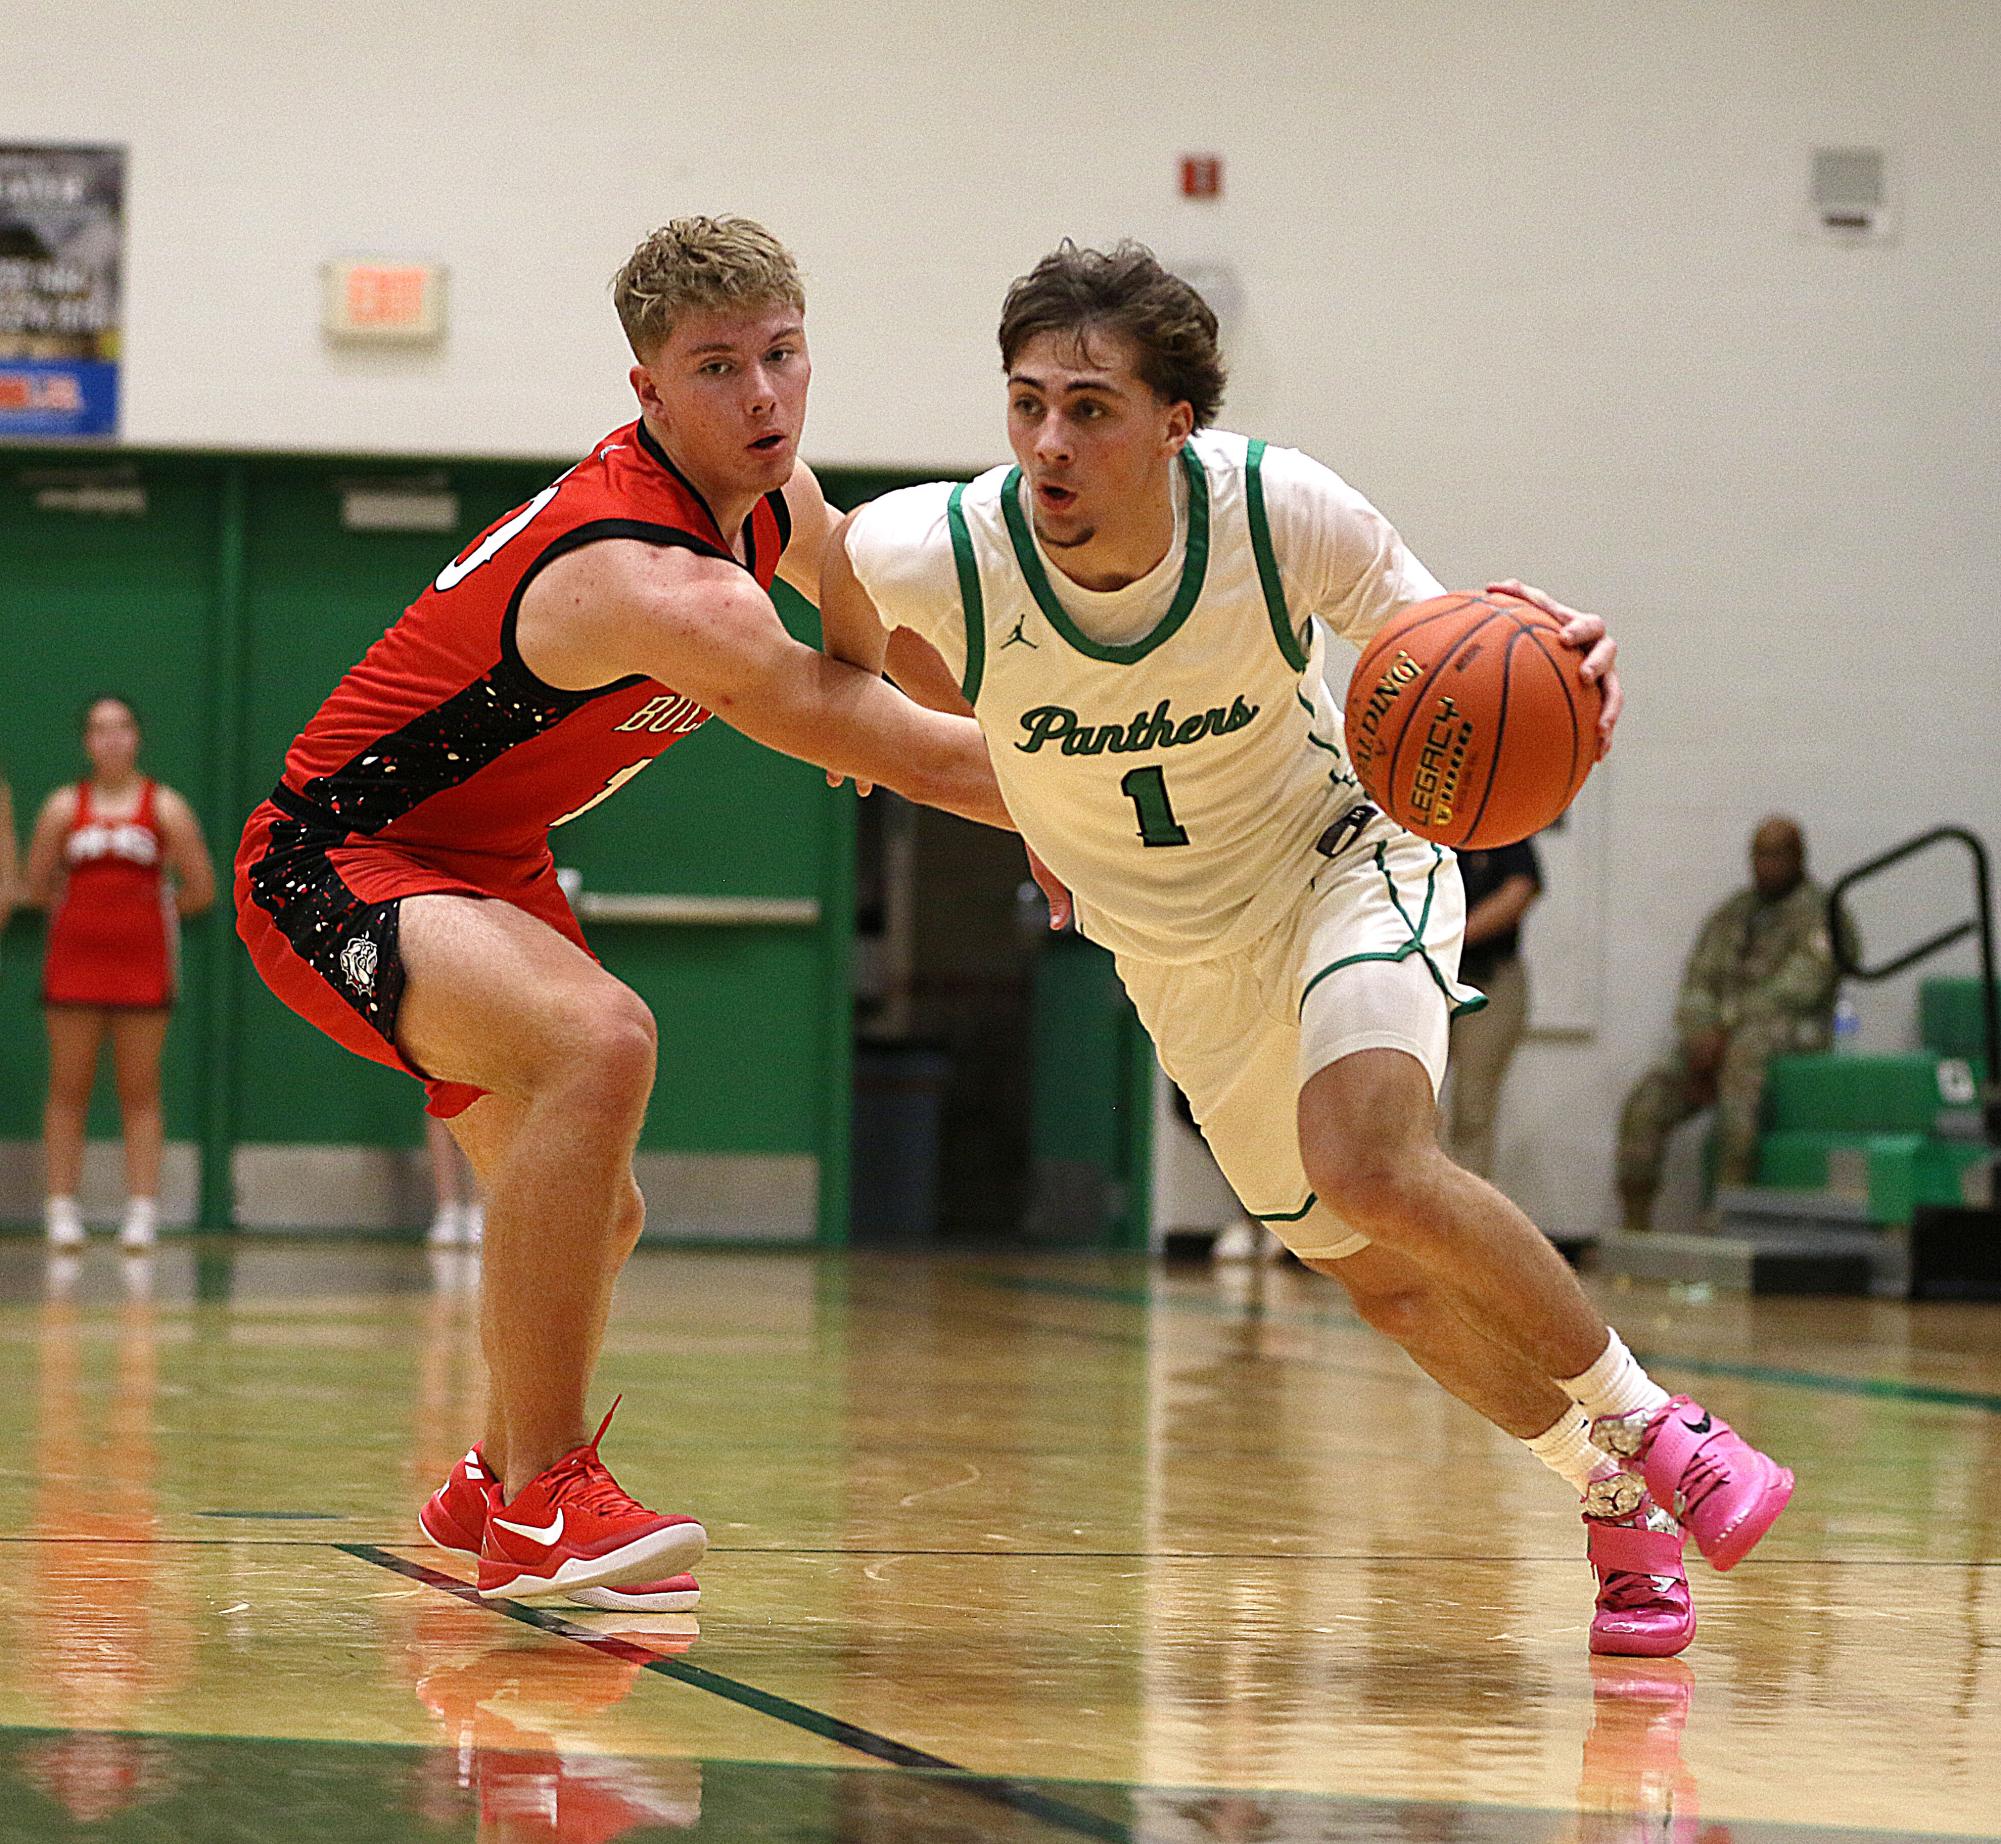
[339,935,379,996]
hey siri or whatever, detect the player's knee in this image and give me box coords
[1302,1136,1427,1241]
[567,991,658,1097]
[612,1179,646,1256]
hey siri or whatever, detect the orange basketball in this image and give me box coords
[1343,591,1602,849]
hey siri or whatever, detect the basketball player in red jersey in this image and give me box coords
[235,218,1013,1606]
[26,696,216,1253]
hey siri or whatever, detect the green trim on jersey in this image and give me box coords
[999,444,1211,664]
[946,481,986,705]
[1295,685,1346,762]
[1245,438,1310,672]
[1297,842,1488,1020]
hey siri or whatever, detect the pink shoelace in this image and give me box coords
[1670,1446,1732,1516]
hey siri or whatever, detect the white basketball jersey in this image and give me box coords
[940,430,1389,964]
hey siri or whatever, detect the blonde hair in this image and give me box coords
[611,216,805,359]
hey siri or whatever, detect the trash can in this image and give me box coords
[850,1041,951,1242]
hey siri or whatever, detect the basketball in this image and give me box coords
[1343,590,1603,849]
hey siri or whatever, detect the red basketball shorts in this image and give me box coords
[234,791,592,1118]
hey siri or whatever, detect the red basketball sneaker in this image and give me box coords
[420,1439,703,1611]
[565,1576,702,1614]
[419,1446,499,1554]
[469,1403,707,1604]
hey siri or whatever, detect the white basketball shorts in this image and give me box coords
[1117,824,1485,1262]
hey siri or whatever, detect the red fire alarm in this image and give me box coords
[1180,155,1223,200]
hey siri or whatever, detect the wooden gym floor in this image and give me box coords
[0,1238,1996,1842]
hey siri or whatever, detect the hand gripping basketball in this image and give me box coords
[1343,585,1618,849]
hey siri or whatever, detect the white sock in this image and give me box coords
[1524,1406,1621,1495]
[1557,1329,1671,1425]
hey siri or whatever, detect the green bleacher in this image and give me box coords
[1750,977,1994,1225]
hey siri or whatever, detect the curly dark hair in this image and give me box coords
[998,241,1226,428]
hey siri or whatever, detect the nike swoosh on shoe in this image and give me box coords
[491,1510,565,1546]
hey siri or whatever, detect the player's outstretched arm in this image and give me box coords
[817,510,982,796]
[820,513,1072,927]
[816,510,891,679]
[522,539,1014,830]
[773,461,840,606]
[819,510,975,716]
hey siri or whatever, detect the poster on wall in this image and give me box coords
[0,144,124,440]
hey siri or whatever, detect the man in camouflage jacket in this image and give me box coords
[1617,817,1852,1229]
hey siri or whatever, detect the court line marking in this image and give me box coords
[339,1543,1133,1844]
[977,1275,2001,1413]
[0,1718,1976,1844]
[196,1509,345,1520]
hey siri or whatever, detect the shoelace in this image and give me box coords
[1673,1447,1731,1515]
[545,1448,651,1519]
[1599,1568,1684,1613]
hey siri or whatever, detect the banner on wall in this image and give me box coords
[0,144,124,440]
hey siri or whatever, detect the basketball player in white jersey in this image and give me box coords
[818,243,1795,1657]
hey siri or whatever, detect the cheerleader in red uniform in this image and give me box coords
[24,698,214,1250]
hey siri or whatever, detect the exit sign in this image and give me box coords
[322,260,447,343]
[1180,155,1223,200]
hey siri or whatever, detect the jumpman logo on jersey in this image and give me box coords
[1000,613,1039,651]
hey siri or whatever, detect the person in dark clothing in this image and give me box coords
[1445,837,1543,1179]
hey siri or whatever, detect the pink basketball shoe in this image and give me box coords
[1582,1472,1695,1657]
[1595,1396,1793,1571]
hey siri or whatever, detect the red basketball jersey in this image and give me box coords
[271,420,791,856]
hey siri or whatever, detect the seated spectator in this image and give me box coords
[1616,816,1849,1231]
[1445,835,1543,1180]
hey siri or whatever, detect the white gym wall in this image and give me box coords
[11,0,1997,1231]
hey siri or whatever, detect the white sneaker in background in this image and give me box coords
[45,1197,86,1251]
[464,1202,484,1246]
[119,1198,159,1251]
[1212,1218,1263,1262]
[427,1204,468,1247]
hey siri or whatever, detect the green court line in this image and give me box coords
[196,1508,344,1520]
[0,1718,1980,1844]
[341,1543,1132,1844]
[977,1274,2001,1414]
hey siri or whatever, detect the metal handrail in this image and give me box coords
[573,892,820,927]
[1827,826,1997,1134]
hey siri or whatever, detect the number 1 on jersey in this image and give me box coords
[1120,764,1189,848]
